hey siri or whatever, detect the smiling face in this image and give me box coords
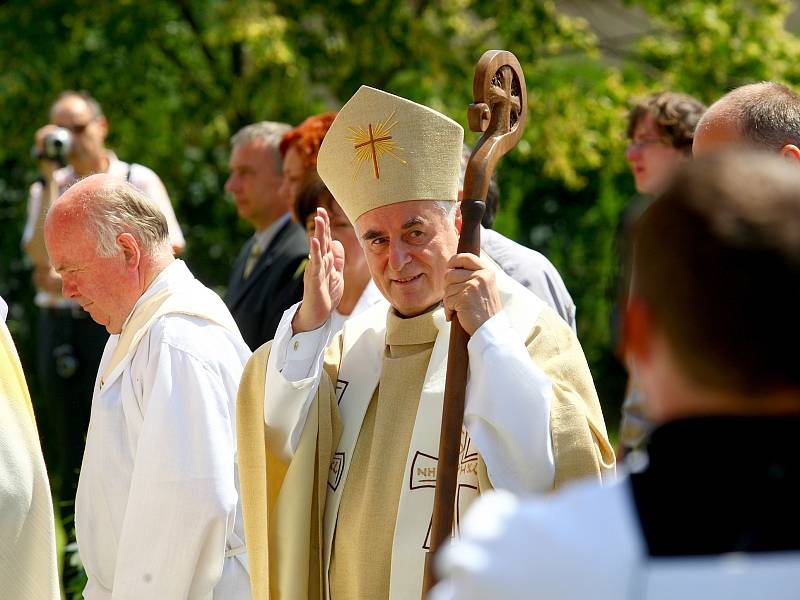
[625,113,685,195]
[355,200,460,317]
[45,198,142,334]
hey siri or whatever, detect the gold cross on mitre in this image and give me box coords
[345,110,406,180]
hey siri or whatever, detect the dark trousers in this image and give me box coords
[35,306,108,509]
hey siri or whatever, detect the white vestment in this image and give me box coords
[1,296,60,600]
[433,482,800,600]
[75,261,251,600]
[261,264,610,598]
[328,278,387,337]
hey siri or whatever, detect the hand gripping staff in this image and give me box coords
[422,49,528,596]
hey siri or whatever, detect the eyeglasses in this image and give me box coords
[626,137,669,152]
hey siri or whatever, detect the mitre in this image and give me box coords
[317,86,464,224]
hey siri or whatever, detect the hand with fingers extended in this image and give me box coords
[443,253,502,336]
[292,207,346,334]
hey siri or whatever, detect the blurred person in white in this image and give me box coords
[45,174,249,599]
[21,90,185,522]
[434,151,800,600]
[1,294,60,600]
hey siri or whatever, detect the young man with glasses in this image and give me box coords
[21,91,185,584]
[618,91,706,456]
[625,91,706,195]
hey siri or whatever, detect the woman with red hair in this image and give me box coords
[282,112,386,333]
[278,112,337,204]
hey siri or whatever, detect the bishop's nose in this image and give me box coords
[388,240,412,272]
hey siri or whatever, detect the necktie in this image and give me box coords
[243,242,263,279]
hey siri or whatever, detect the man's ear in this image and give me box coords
[117,233,141,270]
[455,201,463,235]
[622,297,655,368]
[780,144,800,163]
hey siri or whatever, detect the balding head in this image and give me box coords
[51,174,171,258]
[694,82,800,159]
[45,174,174,334]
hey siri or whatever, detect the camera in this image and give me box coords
[32,127,73,166]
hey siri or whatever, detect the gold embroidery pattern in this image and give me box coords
[346,110,406,180]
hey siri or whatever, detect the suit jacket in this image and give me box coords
[225,219,308,350]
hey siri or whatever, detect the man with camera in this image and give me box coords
[21,90,185,537]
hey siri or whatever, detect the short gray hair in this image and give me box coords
[231,121,292,173]
[432,200,457,224]
[713,82,800,151]
[84,180,171,257]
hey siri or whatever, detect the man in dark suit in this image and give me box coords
[225,121,309,350]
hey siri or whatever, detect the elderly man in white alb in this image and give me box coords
[236,86,614,600]
[44,175,250,599]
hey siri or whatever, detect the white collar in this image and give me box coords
[119,259,189,332]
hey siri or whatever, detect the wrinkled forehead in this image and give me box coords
[354,199,452,236]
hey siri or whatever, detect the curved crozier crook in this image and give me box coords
[463,50,528,204]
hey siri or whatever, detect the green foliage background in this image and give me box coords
[3,0,800,429]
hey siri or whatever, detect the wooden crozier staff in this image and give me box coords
[422,49,528,596]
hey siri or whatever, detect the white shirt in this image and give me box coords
[433,482,800,600]
[24,151,185,307]
[76,261,250,600]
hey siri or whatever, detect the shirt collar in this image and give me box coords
[119,259,189,332]
[252,212,292,252]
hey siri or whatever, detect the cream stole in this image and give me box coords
[99,264,239,391]
[321,267,541,600]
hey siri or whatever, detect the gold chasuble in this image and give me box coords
[236,267,614,600]
[329,308,437,599]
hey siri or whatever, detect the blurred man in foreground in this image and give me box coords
[434,151,800,599]
[45,175,250,599]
